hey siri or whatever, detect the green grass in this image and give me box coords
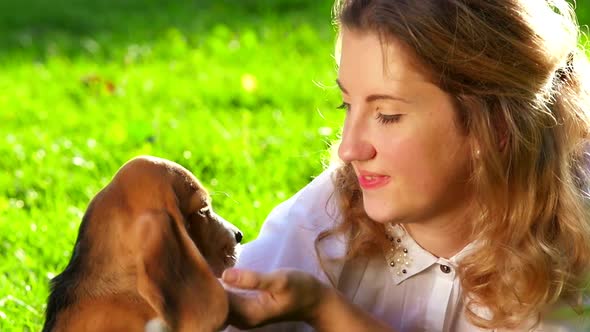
[0,0,343,329]
[1,0,590,330]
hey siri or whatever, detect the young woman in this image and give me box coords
[222,0,590,331]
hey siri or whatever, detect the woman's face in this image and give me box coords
[337,29,475,225]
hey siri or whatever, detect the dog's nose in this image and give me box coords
[235,230,243,243]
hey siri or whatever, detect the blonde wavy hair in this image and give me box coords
[317,0,590,329]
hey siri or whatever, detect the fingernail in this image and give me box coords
[222,268,239,283]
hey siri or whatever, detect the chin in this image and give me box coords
[363,202,395,224]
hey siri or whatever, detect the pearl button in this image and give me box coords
[440,264,451,274]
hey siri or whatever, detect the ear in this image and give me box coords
[133,209,228,332]
[492,108,509,152]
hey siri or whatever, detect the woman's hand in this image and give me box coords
[221,268,328,329]
[222,268,396,332]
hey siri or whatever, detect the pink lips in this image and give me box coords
[357,170,390,190]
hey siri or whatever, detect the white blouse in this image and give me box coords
[224,169,589,332]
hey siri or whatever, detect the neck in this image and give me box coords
[403,204,475,259]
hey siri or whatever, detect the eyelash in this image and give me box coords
[337,102,350,112]
[376,113,402,124]
[337,102,402,125]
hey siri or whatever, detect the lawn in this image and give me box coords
[0,0,342,329]
[1,0,589,330]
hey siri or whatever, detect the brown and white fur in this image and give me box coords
[42,156,242,332]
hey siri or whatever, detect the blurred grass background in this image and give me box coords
[0,0,589,330]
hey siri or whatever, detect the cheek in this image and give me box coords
[382,136,434,180]
[381,126,468,192]
[187,220,208,249]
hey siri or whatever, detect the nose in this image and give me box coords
[338,113,376,163]
[212,211,244,244]
[234,230,243,243]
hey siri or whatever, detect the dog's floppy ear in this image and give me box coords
[133,207,228,332]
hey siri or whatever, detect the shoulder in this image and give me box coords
[235,167,346,281]
[531,301,590,332]
[260,167,339,235]
[492,301,590,332]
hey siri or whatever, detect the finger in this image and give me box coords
[226,290,276,328]
[222,268,276,291]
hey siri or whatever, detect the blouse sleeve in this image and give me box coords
[223,168,347,332]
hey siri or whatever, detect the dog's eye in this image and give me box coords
[196,207,210,218]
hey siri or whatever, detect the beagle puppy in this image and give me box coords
[42,156,242,332]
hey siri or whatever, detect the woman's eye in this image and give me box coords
[376,113,403,124]
[337,102,351,112]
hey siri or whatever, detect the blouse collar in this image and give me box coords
[384,224,478,285]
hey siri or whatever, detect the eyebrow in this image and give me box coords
[336,79,410,104]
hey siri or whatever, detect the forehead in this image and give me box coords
[188,180,210,202]
[337,29,430,88]
[184,183,210,211]
[171,168,210,205]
